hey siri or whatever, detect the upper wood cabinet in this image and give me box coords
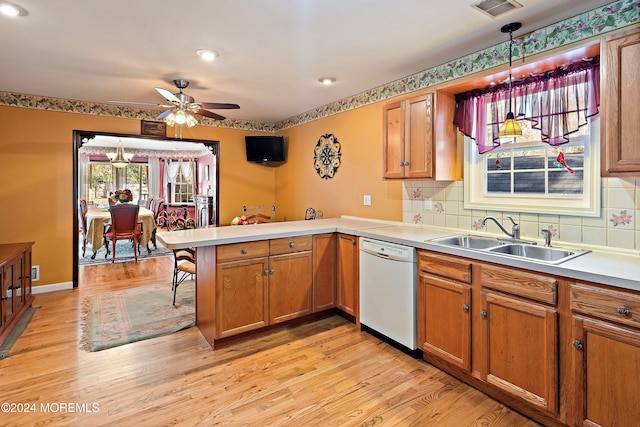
[601,27,640,176]
[382,91,460,180]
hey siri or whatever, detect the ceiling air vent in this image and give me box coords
[471,0,522,18]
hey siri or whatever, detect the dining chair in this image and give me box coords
[103,204,142,263]
[78,199,88,257]
[172,247,195,306]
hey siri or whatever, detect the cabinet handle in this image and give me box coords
[269,269,275,275]
[289,242,295,248]
[1,295,8,301]
[573,340,584,350]
[617,306,631,317]
[399,161,404,166]
[241,248,248,255]
[351,239,356,245]
[480,310,487,319]
[404,161,410,166]
[462,304,469,312]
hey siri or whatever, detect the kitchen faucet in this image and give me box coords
[481,216,520,240]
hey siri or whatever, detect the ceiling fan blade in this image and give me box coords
[156,87,181,103]
[108,100,171,108]
[200,102,240,110]
[195,109,226,121]
[156,109,174,120]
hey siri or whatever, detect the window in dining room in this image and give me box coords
[125,164,149,202]
[87,163,115,205]
[171,167,195,204]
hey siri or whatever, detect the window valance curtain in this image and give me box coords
[454,56,600,154]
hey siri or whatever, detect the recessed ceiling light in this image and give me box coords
[319,77,336,85]
[196,49,218,62]
[0,1,26,17]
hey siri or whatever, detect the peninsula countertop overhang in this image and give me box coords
[156,217,640,292]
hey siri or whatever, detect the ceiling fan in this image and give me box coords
[111,79,240,126]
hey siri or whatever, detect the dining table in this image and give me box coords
[85,205,156,258]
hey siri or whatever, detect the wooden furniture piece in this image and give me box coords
[78,199,88,257]
[312,233,337,312]
[0,242,34,346]
[103,204,142,263]
[417,251,472,371]
[336,234,358,320]
[213,236,313,339]
[570,282,640,426]
[382,90,460,180]
[417,249,564,426]
[601,26,640,176]
[85,206,156,257]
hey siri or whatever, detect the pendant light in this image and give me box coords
[498,22,522,138]
[106,140,132,168]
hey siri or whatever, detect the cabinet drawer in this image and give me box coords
[418,250,472,283]
[481,264,557,305]
[571,283,640,328]
[270,236,313,255]
[216,241,269,263]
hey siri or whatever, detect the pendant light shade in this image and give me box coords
[498,22,522,138]
[106,140,133,168]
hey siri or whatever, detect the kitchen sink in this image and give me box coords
[431,235,506,250]
[430,234,590,264]
[488,244,589,264]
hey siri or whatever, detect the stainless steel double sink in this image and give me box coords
[430,235,589,264]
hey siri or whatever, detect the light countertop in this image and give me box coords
[157,216,640,292]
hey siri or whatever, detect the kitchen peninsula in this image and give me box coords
[158,217,640,426]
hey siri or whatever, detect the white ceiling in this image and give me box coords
[0,0,613,124]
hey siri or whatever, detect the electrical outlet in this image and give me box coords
[423,198,432,211]
[363,195,372,206]
[31,265,40,281]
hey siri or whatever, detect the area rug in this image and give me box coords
[79,240,172,266]
[0,306,40,359]
[80,281,195,352]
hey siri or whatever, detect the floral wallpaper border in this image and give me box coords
[0,1,637,133]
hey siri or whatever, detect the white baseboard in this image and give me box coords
[32,282,73,294]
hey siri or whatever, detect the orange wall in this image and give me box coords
[0,100,400,287]
[277,102,402,221]
[0,106,273,287]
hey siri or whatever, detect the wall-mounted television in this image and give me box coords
[245,135,286,164]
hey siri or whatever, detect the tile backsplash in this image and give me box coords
[402,178,639,253]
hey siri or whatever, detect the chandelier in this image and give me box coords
[106,140,134,168]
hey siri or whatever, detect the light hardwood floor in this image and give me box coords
[0,256,540,426]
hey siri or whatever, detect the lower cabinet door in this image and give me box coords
[572,316,640,427]
[215,257,269,338]
[269,251,313,324]
[418,273,471,371]
[481,291,558,415]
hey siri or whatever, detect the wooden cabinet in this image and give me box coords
[601,27,640,176]
[312,233,337,312]
[336,234,358,318]
[0,242,35,345]
[570,282,640,426]
[214,237,313,339]
[382,90,459,180]
[417,251,472,371]
[268,250,313,324]
[479,264,559,415]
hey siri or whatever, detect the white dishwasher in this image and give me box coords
[359,237,418,350]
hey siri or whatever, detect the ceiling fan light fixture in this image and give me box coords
[174,110,188,125]
[185,113,198,128]
[196,49,218,62]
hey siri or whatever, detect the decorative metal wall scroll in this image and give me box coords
[313,133,341,179]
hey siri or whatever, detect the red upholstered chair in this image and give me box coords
[103,204,142,263]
